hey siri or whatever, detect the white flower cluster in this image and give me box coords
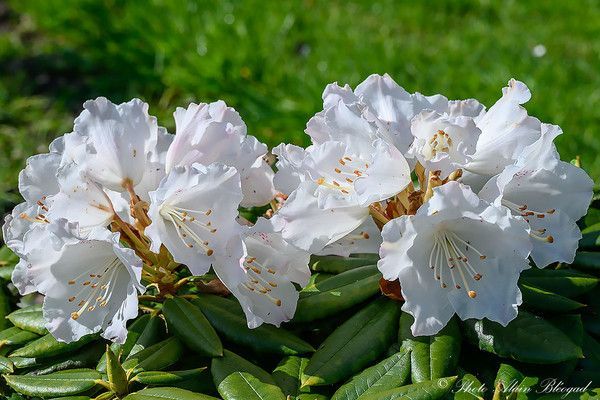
[2,74,593,343]
[3,99,309,343]
[273,75,593,336]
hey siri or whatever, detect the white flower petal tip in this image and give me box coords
[23,221,143,344]
[317,216,382,257]
[73,97,160,191]
[466,78,541,177]
[378,181,531,336]
[214,218,311,328]
[166,101,275,207]
[146,163,243,276]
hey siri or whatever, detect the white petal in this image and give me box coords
[275,182,369,252]
[317,216,382,257]
[146,163,243,275]
[12,259,36,295]
[467,79,541,176]
[272,143,308,195]
[46,164,115,232]
[18,153,61,204]
[240,157,276,207]
[528,210,581,268]
[354,139,411,206]
[74,97,159,191]
[447,99,486,119]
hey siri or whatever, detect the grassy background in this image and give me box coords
[1,0,599,215]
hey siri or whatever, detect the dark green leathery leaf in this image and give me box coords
[7,305,48,335]
[211,350,285,399]
[0,354,14,373]
[310,255,378,274]
[294,265,381,322]
[359,376,458,400]
[3,368,101,398]
[126,314,165,358]
[123,387,219,399]
[330,348,411,400]
[192,295,314,355]
[122,337,183,375]
[9,333,98,358]
[163,297,222,357]
[97,313,152,373]
[218,372,286,400]
[0,327,40,348]
[494,364,538,400]
[132,368,207,385]
[519,268,598,298]
[463,310,583,364]
[398,313,461,383]
[520,283,585,312]
[573,251,600,271]
[25,341,104,375]
[272,356,309,397]
[301,297,400,387]
[211,349,275,387]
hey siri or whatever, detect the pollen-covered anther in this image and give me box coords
[71,312,80,320]
[468,290,477,298]
[547,235,554,243]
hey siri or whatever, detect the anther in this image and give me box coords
[362,232,370,239]
[473,274,482,281]
[547,235,554,243]
[68,296,76,302]
[468,290,477,298]
[335,168,342,173]
[268,282,277,287]
[206,249,214,256]
[546,209,555,214]
[205,209,212,216]
[536,214,545,219]
[71,312,79,320]
[68,280,76,285]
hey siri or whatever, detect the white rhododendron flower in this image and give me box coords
[378,182,532,336]
[214,217,311,328]
[72,97,160,192]
[480,124,594,268]
[22,220,143,343]
[146,163,243,275]
[165,101,276,207]
[316,217,382,257]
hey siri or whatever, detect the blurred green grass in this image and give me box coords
[1,0,599,212]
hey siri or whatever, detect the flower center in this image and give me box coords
[159,204,216,256]
[67,257,121,320]
[315,155,369,195]
[430,231,487,299]
[241,256,282,307]
[501,199,555,243]
[423,130,453,160]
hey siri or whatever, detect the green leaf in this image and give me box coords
[211,349,275,387]
[0,327,40,348]
[106,345,128,396]
[133,368,207,385]
[272,356,309,397]
[359,376,458,400]
[127,314,166,358]
[123,387,219,400]
[163,297,222,357]
[398,313,461,383]
[520,268,598,298]
[294,265,381,322]
[310,255,378,274]
[122,337,183,375]
[9,333,97,359]
[520,283,585,312]
[218,372,286,400]
[0,354,14,373]
[331,348,410,400]
[0,286,11,330]
[211,350,286,399]
[25,342,105,375]
[452,373,485,400]
[192,295,314,355]
[580,223,600,249]
[301,297,400,387]
[494,364,538,400]
[3,368,101,398]
[97,313,152,373]
[573,251,600,271]
[463,310,583,364]
[7,305,49,335]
